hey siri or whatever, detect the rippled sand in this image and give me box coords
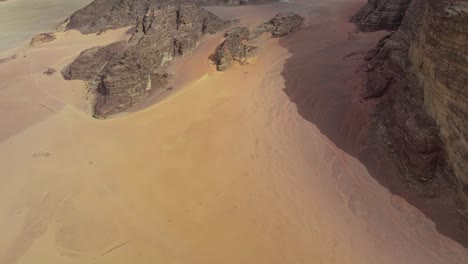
[0,0,467,263]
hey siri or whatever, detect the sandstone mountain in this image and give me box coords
[355,0,468,217]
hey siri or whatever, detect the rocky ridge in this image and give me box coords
[63,0,298,117]
[66,0,275,34]
[356,0,468,217]
[63,2,229,117]
[214,12,304,71]
[215,27,255,71]
[351,0,412,32]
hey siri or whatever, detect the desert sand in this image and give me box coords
[0,0,93,57]
[0,0,467,263]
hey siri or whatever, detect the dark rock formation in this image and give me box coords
[215,27,255,71]
[66,0,275,34]
[358,0,468,213]
[214,12,303,71]
[62,41,127,81]
[266,12,304,37]
[64,3,228,117]
[30,33,56,46]
[351,0,412,32]
[63,0,282,117]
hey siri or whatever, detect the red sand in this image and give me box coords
[0,0,467,263]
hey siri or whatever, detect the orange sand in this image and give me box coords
[0,0,467,263]
[0,28,131,140]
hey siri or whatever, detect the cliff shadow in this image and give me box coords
[277,3,468,248]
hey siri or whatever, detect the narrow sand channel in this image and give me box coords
[0,0,467,263]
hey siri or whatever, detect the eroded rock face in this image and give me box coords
[215,27,255,71]
[214,12,303,71]
[64,3,227,117]
[351,0,412,32]
[266,12,304,37]
[66,0,274,34]
[361,0,468,204]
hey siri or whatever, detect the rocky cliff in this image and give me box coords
[351,0,412,31]
[357,0,468,214]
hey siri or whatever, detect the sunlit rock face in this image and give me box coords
[360,0,468,208]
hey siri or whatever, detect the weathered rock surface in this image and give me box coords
[66,0,275,34]
[62,41,127,81]
[215,27,255,71]
[30,33,56,46]
[64,3,228,117]
[63,0,282,117]
[351,0,412,32]
[266,12,304,37]
[214,12,303,71]
[359,0,468,210]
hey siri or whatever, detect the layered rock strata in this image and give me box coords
[351,0,412,31]
[358,0,468,210]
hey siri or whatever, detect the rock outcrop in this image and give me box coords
[66,0,275,34]
[351,0,412,31]
[266,12,304,37]
[63,0,282,117]
[64,3,228,117]
[358,0,468,210]
[214,12,303,71]
[215,27,255,71]
[30,33,56,47]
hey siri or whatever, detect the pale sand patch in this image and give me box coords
[1,1,468,264]
[0,28,131,141]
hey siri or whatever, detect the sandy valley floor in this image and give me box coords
[0,0,467,263]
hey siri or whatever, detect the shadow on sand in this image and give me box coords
[278,2,468,248]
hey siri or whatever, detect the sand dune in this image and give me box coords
[0,0,467,263]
